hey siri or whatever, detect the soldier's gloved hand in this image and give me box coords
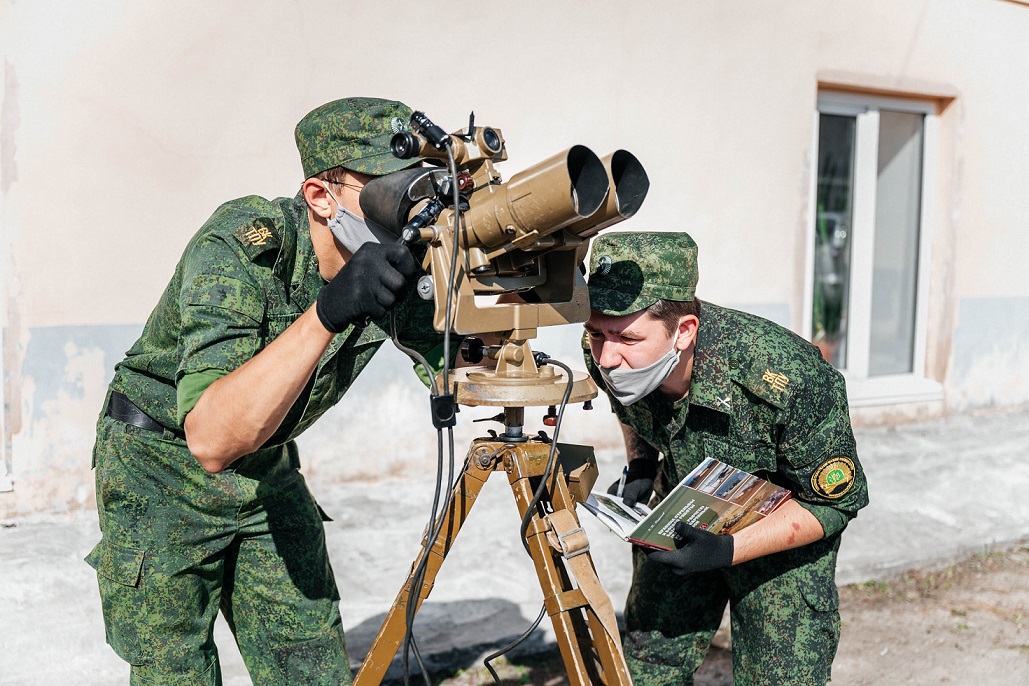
[607,458,657,507]
[646,521,734,576]
[316,243,419,333]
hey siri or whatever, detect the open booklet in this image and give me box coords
[581,457,793,551]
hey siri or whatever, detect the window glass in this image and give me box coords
[813,114,856,368]
[870,111,923,375]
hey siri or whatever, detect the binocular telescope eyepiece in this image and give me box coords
[391,110,452,159]
[391,111,506,163]
[390,132,423,160]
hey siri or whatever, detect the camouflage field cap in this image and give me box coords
[588,231,699,315]
[294,97,421,178]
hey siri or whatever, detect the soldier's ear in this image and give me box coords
[674,315,699,351]
[302,178,334,220]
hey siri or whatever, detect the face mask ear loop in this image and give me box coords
[321,182,344,216]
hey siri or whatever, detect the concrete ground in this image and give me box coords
[2,405,1029,685]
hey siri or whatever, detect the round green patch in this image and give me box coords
[811,457,856,499]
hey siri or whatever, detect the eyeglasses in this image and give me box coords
[325,179,364,192]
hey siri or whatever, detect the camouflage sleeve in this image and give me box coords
[775,366,869,538]
[174,233,265,424]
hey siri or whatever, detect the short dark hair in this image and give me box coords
[314,166,351,185]
[646,298,702,335]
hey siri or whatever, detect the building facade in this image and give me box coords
[2,0,1027,516]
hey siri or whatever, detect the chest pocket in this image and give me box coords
[702,435,778,479]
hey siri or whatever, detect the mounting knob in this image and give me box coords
[460,337,486,364]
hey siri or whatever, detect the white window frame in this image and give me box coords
[804,92,943,407]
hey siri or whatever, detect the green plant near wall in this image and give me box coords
[812,204,844,344]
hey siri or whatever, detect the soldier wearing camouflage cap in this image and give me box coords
[87,97,453,684]
[582,231,869,685]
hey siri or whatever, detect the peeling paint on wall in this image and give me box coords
[948,297,1029,409]
[1,324,137,518]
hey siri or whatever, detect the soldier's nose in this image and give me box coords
[599,345,622,369]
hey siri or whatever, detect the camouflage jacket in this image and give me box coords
[586,302,868,538]
[109,193,444,446]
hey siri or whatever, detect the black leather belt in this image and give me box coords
[106,391,181,437]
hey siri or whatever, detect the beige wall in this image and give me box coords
[3,0,1028,515]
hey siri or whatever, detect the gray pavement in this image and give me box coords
[3,405,1029,685]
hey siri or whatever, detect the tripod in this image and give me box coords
[353,359,633,685]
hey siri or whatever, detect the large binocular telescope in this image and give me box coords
[359,111,649,337]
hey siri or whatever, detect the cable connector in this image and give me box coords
[430,393,458,429]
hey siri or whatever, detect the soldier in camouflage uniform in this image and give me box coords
[87,98,449,685]
[582,232,869,685]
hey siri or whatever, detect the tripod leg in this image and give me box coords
[353,441,497,685]
[504,441,633,686]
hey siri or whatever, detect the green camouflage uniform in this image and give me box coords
[87,98,444,685]
[585,232,869,686]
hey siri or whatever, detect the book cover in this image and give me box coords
[582,457,792,550]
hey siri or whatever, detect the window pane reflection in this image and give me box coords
[813,114,855,368]
[869,111,923,375]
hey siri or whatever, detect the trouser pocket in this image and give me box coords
[86,539,149,666]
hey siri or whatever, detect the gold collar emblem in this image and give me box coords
[244,226,273,246]
[761,369,789,394]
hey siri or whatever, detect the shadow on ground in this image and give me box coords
[346,598,551,685]
[347,596,733,686]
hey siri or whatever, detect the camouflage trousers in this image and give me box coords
[624,538,842,686]
[87,415,352,685]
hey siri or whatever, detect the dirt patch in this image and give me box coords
[831,545,1029,685]
[436,545,1029,685]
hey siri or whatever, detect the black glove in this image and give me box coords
[607,458,657,507]
[315,243,419,333]
[646,521,734,576]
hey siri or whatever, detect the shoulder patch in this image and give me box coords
[233,219,281,260]
[811,456,856,499]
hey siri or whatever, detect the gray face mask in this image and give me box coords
[599,340,681,406]
[323,184,395,254]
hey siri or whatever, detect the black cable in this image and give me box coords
[402,426,457,685]
[441,144,461,393]
[481,355,576,682]
[391,311,439,397]
[517,356,576,555]
[390,312,438,685]
[401,426,444,686]
[401,143,464,686]
[483,604,547,682]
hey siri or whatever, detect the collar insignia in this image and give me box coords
[761,369,790,394]
[244,226,273,246]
